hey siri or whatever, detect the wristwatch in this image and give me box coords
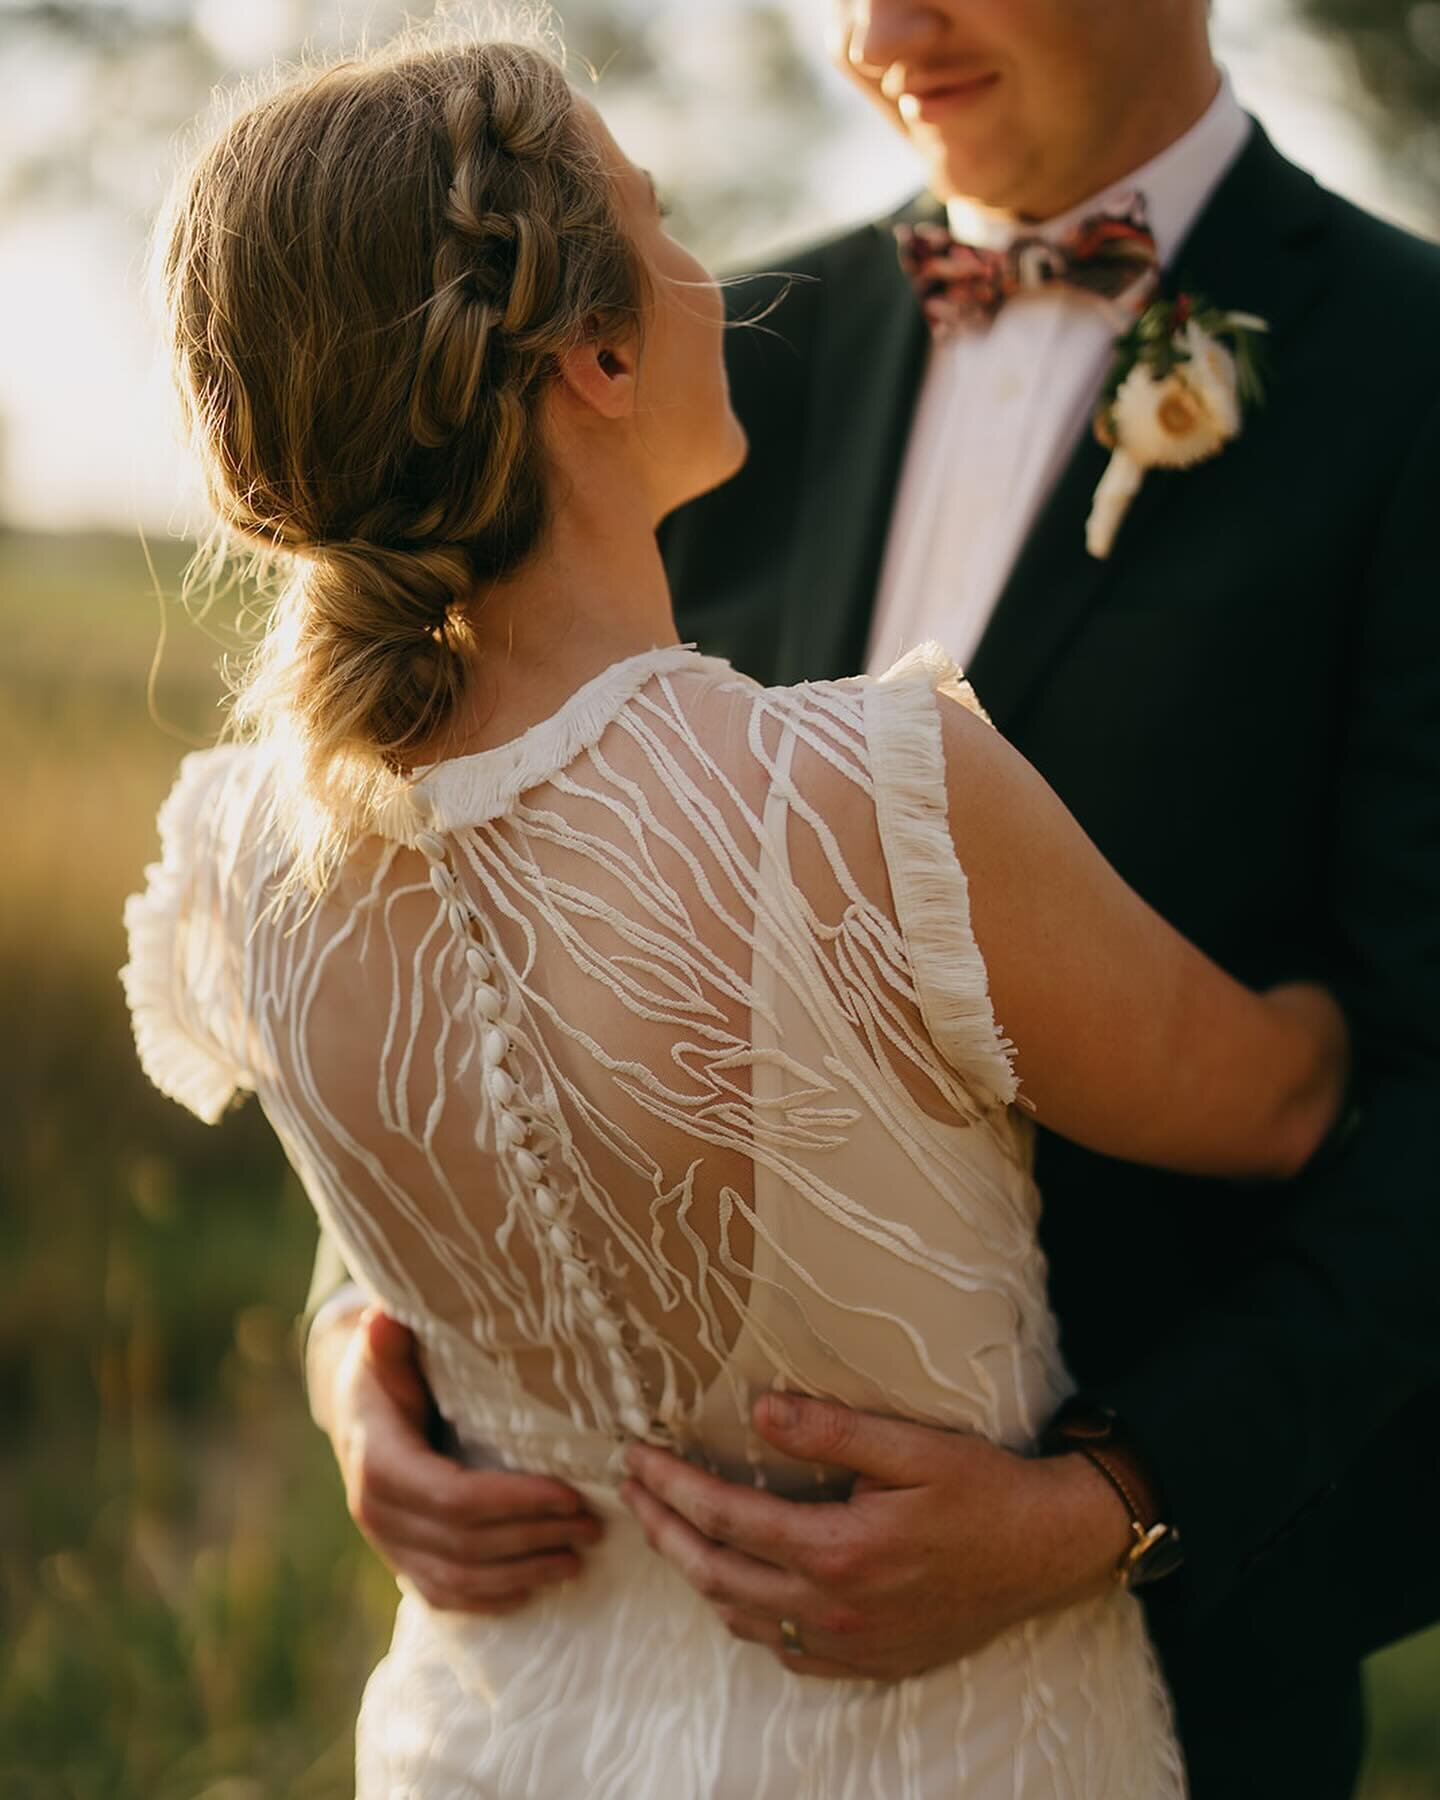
[1040,1400,1185,1589]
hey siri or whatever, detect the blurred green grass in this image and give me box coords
[0,528,395,1799]
[0,526,1436,1797]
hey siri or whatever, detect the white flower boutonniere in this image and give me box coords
[1086,293,1270,559]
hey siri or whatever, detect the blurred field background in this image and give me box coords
[2,2,1439,1796]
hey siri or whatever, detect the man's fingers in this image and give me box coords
[358,1495,602,1568]
[363,1307,420,1369]
[620,1481,810,1617]
[752,1394,949,1485]
[363,1434,591,1527]
[468,1515,603,1562]
[405,1578,532,1619]
[621,1445,833,1570]
[458,1550,584,1598]
[361,1309,432,1421]
[400,1548,580,1614]
[716,1610,866,1681]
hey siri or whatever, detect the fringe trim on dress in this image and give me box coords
[863,641,1019,1111]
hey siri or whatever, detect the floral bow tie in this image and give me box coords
[895,193,1159,337]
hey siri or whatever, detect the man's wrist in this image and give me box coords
[1015,1447,1144,1605]
[1039,1400,1184,1587]
[1039,1450,1140,1593]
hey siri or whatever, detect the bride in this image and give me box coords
[124,24,1348,1799]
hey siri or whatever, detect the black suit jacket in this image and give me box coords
[658,125,1440,1794]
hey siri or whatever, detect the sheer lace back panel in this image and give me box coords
[125,646,1066,1495]
[124,645,1190,1800]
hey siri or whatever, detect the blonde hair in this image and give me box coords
[161,23,645,888]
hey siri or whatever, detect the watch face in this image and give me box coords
[1129,1528,1185,1588]
[1052,1401,1120,1445]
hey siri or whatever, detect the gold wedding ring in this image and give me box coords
[779,1617,805,1658]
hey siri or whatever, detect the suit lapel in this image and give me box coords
[776,203,934,682]
[968,125,1332,732]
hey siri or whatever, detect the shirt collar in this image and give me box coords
[945,70,1251,267]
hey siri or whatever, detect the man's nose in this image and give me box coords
[844,2,949,77]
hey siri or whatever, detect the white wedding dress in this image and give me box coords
[123,642,1185,1799]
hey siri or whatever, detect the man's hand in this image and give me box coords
[311,1304,603,1614]
[620,1394,1133,1680]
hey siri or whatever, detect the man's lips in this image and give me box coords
[896,72,1002,124]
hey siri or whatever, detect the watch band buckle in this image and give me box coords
[1119,1520,1173,1589]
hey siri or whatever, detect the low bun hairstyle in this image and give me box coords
[161,26,645,889]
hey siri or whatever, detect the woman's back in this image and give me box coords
[125,642,1185,1797]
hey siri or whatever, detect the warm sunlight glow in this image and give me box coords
[0,0,1429,533]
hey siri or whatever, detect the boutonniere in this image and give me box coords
[1086,293,1269,559]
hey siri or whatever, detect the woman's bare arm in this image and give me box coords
[937,695,1349,1179]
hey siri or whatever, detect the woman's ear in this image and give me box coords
[556,337,638,421]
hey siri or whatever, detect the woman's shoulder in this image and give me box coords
[733,647,1019,1111]
[742,643,997,793]
[672,644,1004,849]
[866,641,993,726]
[741,642,990,719]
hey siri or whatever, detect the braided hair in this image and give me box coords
[161,31,645,888]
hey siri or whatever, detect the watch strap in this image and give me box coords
[1041,1401,1185,1588]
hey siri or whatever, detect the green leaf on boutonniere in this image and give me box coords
[1087,292,1273,557]
[1092,290,1270,449]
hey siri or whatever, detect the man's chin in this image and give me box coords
[914,142,1027,215]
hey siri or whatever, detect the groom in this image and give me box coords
[305,3,1440,1793]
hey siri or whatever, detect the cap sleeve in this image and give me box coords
[862,641,1019,1111]
[121,746,255,1124]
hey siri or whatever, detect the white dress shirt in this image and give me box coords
[864,77,1252,677]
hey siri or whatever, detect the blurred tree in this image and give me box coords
[0,0,837,254]
[0,1,1436,245]
[0,2,214,213]
[1288,0,1440,217]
